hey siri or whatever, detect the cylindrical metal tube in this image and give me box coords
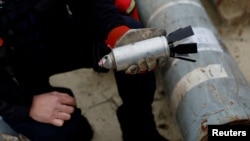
[112,36,168,71]
[99,36,169,71]
[136,0,250,141]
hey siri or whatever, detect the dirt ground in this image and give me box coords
[49,1,250,141]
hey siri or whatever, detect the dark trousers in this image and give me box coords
[4,16,159,141]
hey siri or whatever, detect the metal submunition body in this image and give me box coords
[99,36,168,71]
[98,26,198,71]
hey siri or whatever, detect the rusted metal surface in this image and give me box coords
[136,0,250,141]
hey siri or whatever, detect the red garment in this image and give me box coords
[114,0,140,21]
[0,37,3,47]
[105,25,130,48]
[105,0,141,49]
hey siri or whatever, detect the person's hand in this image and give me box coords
[106,26,167,74]
[29,91,76,127]
[116,28,167,74]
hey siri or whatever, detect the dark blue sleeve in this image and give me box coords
[0,74,30,122]
[0,100,30,122]
[67,0,127,41]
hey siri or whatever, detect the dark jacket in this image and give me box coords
[0,0,126,122]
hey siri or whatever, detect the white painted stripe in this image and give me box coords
[174,27,223,52]
[170,64,228,113]
[170,27,224,67]
[146,0,202,27]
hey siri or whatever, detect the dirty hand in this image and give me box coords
[29,91,76,127]
[116,27,167,74]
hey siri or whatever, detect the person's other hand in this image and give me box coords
[106,26,167,74]
[29,91,76,127]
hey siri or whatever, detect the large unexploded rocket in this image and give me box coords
[98,26,198,71]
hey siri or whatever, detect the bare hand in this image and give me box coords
[29,91,76,127]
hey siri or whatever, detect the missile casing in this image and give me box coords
[136,0,250,141]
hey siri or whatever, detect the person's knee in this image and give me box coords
[60,108,94,141]
[4,109,94,141]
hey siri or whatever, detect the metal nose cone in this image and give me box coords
[98,55,114,69]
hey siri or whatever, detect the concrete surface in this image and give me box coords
[49,1,250,141]
[50,69,183,141]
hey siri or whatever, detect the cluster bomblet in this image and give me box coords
[99,25,198,71]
